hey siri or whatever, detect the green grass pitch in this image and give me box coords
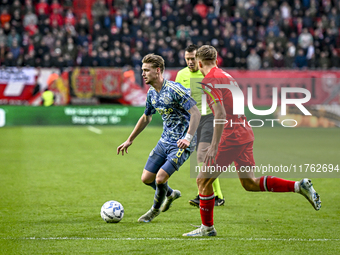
[0,126,340,254]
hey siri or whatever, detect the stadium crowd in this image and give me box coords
[0,0,340,70]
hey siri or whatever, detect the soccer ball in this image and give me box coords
[100,200,124,223]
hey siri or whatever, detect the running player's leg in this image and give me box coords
[142,142,174,194]
[189,123,202,207]
[138,142,175,222]
[197,144,223,203]
[183,167,221,236]
[160,145,191,212]
[236,142,299,192]
[190,114,225,207]
[235,142,321,210]
[188,141,210,207]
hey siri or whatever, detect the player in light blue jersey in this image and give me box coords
[117,54,201,223]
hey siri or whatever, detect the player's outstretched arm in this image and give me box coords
[117,114,152,155]
[177,105,201,149]
[204,102,226,166]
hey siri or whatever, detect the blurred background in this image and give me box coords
[0,0,339,127]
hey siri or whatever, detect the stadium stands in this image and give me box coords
[0,0,339,70]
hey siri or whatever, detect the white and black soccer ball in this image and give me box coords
[100,200,124,223]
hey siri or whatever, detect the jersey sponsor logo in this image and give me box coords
[155,107,173,115]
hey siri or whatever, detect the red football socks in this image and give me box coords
[199,193,215,227]
[260,176,295,192]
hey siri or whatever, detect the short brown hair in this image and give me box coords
[185,44,198,53]
[196,45,217,65]
[142,53,165,73]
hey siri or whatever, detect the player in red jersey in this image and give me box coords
[183,45,322,237]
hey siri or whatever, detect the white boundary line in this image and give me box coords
[87,126,102,134]
[2,237,339,242]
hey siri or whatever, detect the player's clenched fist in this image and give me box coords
[177,138,190,149]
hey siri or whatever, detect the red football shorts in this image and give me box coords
[215,141,255,169]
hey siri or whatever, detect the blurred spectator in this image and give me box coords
[64,53,74,67]
[41,53,51,67]
[318,51,330,69]
[43,32,55,49]
[4,51,17,66]
[298,28,313,50]
[50,0,62,13]
[10,0,22,16]
[266,19,280,37]
[50,8,63,27]
[330,49,340,68]
[0,28,7,45]
[92,0,108,22]
[37,8,50,34]
[0,9,11,27]
[90,50,100,67]
[23,9,38,29]
[236,41,248,69]
[207,6,218,21]
[11,9,23,34]
[62,0,73,10]
[306,42,315,66]
[262,50,273,69]
[77,29,89,47]
[64,9,76,26]
[131,51,142,68]
[280,1,291,19]
[273,52,285,68]
[114,9,123,29]
[292,0,304,17]
[0,41,6,64]
[328,7,340,27]
[303,9,313,28]
[294,48,308,68]
[36,39,49,59]
[247,48,261,70]
[144,0,153,17]
[9,39,20,60]
[266,31,277,46]
[255,41,265,58]
[62,37,77,61]
[76,14,90,35]
[23,0,34,16]
[55,55,65,69]
[289,32,298,46]
[23,50,36,67]
[36,0,49,15]
[194,0,208,19]
[7,28,20,47]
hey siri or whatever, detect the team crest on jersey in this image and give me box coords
[152,99,156,105]
[163,96,171,105]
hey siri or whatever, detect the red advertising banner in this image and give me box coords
[118,70,148,106]
[94,69,122,97]
[165,70,340,105]
[71,68,96,98]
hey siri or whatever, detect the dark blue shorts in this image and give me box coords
[144,141,191,176]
